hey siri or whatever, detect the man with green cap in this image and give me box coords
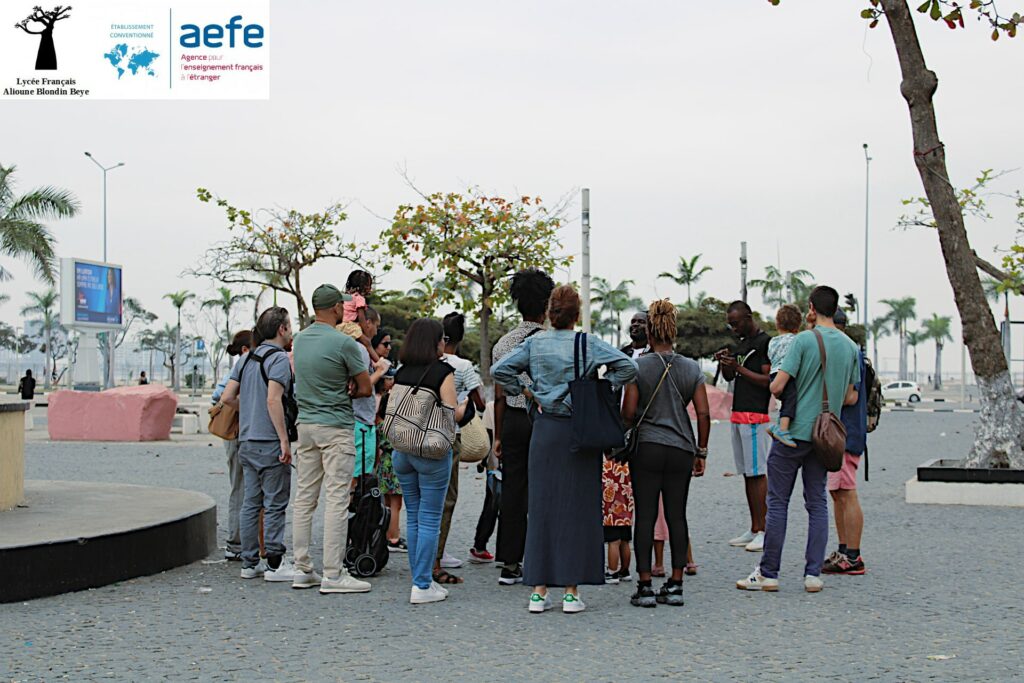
[291,283,374,594]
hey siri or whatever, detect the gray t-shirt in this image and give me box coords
[635,351,704,453]
[352,344,376,426]
[230,342,293,442]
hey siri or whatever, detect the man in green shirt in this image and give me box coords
[291,284,373,595]
[737,285,859,594]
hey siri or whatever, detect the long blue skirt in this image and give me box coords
[522,413,605,587]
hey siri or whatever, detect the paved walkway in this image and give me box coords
[2,413,1022,682]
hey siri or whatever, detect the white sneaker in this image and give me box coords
[240,558,268,579]
[804,575,824,593]
[291,568,322,589]
[729,530,756,547]
[745,531,766,552]
[562,592,586,613]
[736,566,779,591]
[430,581,450,597]
[263,558,296,583]
[528,592,553,613]
[440,552,464,569]
[410,584,447,604]
[320,571,371,594]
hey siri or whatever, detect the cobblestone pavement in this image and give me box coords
[3,413,1023,682]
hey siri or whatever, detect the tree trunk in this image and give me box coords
[43,327,52,389]
[913,347,918,383]
[479,283,492,389]
[174,311,182,392]
[872,336,879,371]
[882,0,1024,468]
[899,327,908,380]
[36,30,57,70]
[293,268,309,328]
[935,342,943,391]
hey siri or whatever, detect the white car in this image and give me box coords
[882,381,923,403]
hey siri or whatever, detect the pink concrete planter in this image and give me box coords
[47,385,177,442]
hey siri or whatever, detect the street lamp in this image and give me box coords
[84,152,125,389]
[83,152,125,263]
[863,143,871,331]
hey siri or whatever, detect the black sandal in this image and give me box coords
[433,570,463,584]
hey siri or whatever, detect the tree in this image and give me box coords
[907,329,925,383]
[202,286,254,348]
[137,324,190,385]
[591,277,643,347]
[867,316,891,370]
[796,0,1024,467]
[749,266,815,309]
[881,297,917,380]
[0,164,79,284]
[99,297,156,387]
[20,288,58,388]
[674,298,737,361]
[163,290,194,392]
[0,323,37,356]
[385,186,571,382]
[922,313,953,390]
[14,6,72,70]
[658,254,713,307]
[192,189,373,328]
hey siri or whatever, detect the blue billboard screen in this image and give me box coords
[74,262,122,326]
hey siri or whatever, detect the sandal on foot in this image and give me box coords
[652,565,666,577]
[432,570,464,584]
[685,563,698,576]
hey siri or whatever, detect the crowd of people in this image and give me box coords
[210,266,870,611]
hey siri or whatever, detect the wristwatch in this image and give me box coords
[695,447,708,459]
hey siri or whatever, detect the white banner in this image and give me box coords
[0,0,270,100]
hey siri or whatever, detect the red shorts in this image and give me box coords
[827,453,860,491]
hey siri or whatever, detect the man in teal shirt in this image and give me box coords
[291,284,373,595]
[737,286,860,594]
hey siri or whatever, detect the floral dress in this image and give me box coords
[375,425,402,495]
[602,457,634,527]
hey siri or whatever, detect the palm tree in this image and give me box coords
[921,314,953,390]
[906,330,925,383]
[202,286,254,347]
[164,290,195,392]
[658,254,713,307]
[592,277,642,347]
[0,164,79,284]
[21,288,59,388]
[749,266,815,308]
[881,296,917,380]
[867,316,891,370]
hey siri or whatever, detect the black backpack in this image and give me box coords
[240,347,298,442]
[345,432,391,577]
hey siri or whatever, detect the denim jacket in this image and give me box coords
[491,329,637,417]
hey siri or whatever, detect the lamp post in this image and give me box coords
[863,143,872,335]
[84,152,125,389]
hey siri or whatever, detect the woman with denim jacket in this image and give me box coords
[491,285,637,614]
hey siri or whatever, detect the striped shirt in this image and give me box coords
[490,321,544,410]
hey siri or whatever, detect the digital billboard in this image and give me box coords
[60,258,123,328]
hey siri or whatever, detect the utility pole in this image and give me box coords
[740,241,748,303]
[863,143,871,342]
[581,188,591,333]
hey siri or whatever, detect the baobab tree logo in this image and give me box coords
[13,5,72,71]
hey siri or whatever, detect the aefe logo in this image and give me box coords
[179,15,264,48]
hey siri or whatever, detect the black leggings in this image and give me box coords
[631,443,694,573]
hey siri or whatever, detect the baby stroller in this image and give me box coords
[344,435,391,578]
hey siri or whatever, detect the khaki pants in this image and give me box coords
[292,423,355,579]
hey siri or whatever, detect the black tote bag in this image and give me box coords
[568,332,626,452]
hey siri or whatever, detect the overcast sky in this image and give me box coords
[3,0,1023,377]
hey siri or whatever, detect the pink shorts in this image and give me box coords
[827,453,860,491]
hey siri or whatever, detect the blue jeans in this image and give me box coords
[239,440,291,568]
[758,439,829,579]
[392,450,452,589]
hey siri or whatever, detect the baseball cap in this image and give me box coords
[311,284,352,310]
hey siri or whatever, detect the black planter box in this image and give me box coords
[917,458,1024,484]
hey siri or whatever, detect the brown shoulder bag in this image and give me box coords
[811,329,846,472]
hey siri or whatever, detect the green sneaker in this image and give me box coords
[528,592,553,613]
[562,592,586,614]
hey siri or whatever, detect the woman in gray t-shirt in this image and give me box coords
[622,299,711,607]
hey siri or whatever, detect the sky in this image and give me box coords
[3,0,1024,378]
